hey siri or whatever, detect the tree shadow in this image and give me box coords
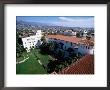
[39,50,48,55]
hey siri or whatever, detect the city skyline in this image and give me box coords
[17,16,94,28]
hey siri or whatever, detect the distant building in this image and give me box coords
[63,30,77,36]
[21,30,42,52]
[83,30,88,38]
[63,31,77,36]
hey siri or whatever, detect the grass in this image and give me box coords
[16,48,51,74]
[16,51,28,62]
[34,49,51,64]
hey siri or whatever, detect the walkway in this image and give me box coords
[16,55,29,64]
[38,60,43,65]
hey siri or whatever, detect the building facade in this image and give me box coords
[78,39,94,55]
[47,35,94,55]
[22,30,42,52]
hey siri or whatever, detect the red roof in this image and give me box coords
[58,55,94,74]
[78,39,94,46]
[47,35,81,44]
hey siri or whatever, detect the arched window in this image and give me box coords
[88,46,90,49]
[65,46,66,49]
[71,42,72,46]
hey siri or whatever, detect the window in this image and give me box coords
[27,39,30,41]
[78,44,80,46]
[88,46,90,49]
[82,45,84,49]
[83,45,85,49]
[71,42,72,46]
[65,46,66,49]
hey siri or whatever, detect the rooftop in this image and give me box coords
[78,39,94,46]
[58,54,94,74]
[48,35,94,46]
[47,35,82,44]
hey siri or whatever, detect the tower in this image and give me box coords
[83,30,87,39]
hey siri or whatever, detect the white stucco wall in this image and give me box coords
[78,44,94,55]
[22,30,42,50]
[63,31,76,36]
[48,38,94,55]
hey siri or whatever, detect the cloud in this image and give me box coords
[58,17,94,22]
[56,17,94,27]
[58,17,75,22]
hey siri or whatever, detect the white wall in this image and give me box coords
[22,30,42,50]
[63,31,76,36]
[48,38,94,55]
[78,44,94,55]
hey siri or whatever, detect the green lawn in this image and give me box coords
[16,48,51,74]
[34,49,51,64]
[16,51,28,62]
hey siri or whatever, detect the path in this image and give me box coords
[38,60,43,65]
[16,55,29,64]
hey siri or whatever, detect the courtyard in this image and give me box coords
[16,48,53,74]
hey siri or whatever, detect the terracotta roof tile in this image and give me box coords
[48,35,81,44]
[58,55,94,74]
[48,35,94,46]
[78,39,94,46]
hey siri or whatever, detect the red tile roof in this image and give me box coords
[48,35,94,46]
[48,35,81,44]
[58,55,94,74]
[78,39,94,46]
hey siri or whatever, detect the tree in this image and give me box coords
[57,50,64,59]
[39,42,56,54]
[55,64,60,72]
[67,57,72,65]
[76,32,80,38]
[48,42,55,52]
[67,48,74,53]
[39,43,48,54]
[16,32,25,58]
[41,36,46,43]
[54,42,59,50]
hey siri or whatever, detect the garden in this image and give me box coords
[16,40,83,74]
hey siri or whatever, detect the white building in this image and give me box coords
[83,30,88,38]
[47,35,94,55]
[22,30,42,52]
[63,31,77,36]
[78,39,94,55]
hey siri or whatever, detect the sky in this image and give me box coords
[16,16,94,28]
